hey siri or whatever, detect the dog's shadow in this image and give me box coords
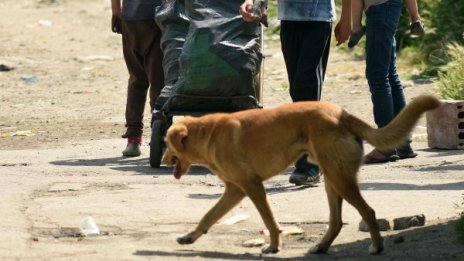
[133,220,462,260]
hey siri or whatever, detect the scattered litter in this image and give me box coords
[79,216,100,236]
[403,80,415,88]
[359,218,391,232]
[261,225,304,237]
[393,214,425,230]
[350,90,361,94]
[282,225,305,236]
[20,75,38,83]
[0,64,14,72]
[71,91,94,94]
[1,130,35,137]
[81,66,94,71]
[79,55,114,62]
[242,237,265,247]
[38,19,52,27]
[218,213,249,225]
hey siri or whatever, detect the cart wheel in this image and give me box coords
[149,119,165,168]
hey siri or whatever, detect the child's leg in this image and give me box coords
[351,0,364,32]
[403,0,420,22]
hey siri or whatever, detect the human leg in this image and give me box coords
[280,20,332,102]
[121,20,154,156]
[280,21,332,183]
[365,0,402,129]
[364,0,402,163]
[386,43,417,159]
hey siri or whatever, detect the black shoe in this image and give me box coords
[410,20,425,36]
[289,169,320,186]
[397,145,418,159]
[348,26,366,48]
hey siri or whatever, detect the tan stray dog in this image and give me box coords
[162,95,441,255]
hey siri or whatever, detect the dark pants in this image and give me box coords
[280,20,332,174]
[121,20,164,137]
[280,20,332,102]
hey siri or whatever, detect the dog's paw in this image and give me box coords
[261,244,279,254]
[177,235,194,245]
[309,244,328,254]
[368,243,384,255]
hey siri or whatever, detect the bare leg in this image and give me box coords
[177,182,245,244]
[310,180,343,254]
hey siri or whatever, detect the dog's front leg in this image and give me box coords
[177,182,245,245]
[242,179,281,254]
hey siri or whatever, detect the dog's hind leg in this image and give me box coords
[241,178,281,254]
[310,181,343,254]
[177,182,245,245]
[327,173,384,255]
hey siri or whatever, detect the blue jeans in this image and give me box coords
[365,0,406,128]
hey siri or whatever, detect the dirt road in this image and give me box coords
[1,0,463,260]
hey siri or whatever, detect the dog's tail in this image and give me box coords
[342,95,441,150]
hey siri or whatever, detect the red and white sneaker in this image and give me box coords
[122,136,142,157]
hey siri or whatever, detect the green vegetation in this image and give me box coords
[265,0,464,99]
[397,0,464,79]
[437,42,464,100]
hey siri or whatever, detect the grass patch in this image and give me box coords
[437,42,464,100]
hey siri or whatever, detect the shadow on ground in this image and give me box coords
[133,220,464,260]
[49,156,211,176]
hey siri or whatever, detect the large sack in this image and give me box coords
[155,0,263,112]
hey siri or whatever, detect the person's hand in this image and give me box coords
[239,0,255,22]
[334,17,351,46]
[111,13,122,34]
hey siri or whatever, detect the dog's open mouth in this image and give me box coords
[172,156,182,179]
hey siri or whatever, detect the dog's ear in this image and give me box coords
[167,124,188,152]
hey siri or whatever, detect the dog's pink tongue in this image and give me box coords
[173,161,181,179]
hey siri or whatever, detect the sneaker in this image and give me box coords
[289,169,320,186]
[348,26,366,48]
[122,136,142,157]
[410,20,425,36]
